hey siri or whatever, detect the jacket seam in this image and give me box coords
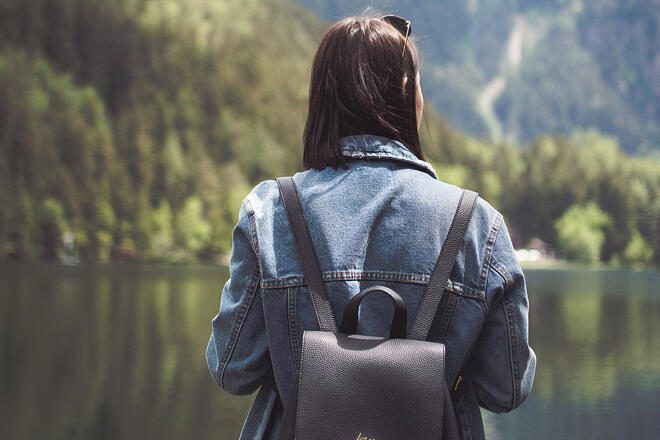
[478,212,504,314]
[241,199,257,252]
[490,258,512,289]
[452,299,488,394]
[242,198,264,280]
[502,298,519,411]
[218,265,262,390]
[341,150,438,179]
[478,212,503,290]
[437,293,460,342]
[260,271,485,300]
[287,287,300,369]
[339,134,440,178]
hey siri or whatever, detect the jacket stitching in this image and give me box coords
[478,212,503,291]
[260,271,485,300]
[339,138,438,179]
[287,287,300,369]
[490,259,512,288]
[438,293,460,342]
[342,151,438,179]
[479,213,504,314]
[243,198,264,280]
[502,299,520,411]
[218,266,261,390]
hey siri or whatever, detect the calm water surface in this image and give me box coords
[1,262,658,439]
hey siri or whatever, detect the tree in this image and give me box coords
[555,202,612,263]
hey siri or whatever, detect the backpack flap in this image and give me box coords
[295,330,447,440]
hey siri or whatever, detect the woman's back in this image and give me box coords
[206,134,536,439]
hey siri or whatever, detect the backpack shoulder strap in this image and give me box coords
[276,176,338,332]
[409,189,479,341]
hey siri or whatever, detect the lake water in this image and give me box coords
[1,262,658,439]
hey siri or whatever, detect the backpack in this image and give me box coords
[275,176,478,440]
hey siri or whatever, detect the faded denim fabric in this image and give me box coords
[206,134,536,439]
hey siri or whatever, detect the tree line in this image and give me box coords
[0,0,658,266]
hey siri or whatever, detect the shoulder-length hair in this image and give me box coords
[303,15,423,170]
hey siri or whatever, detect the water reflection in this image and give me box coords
[495,269,660,439]
[0,263,252,440]
[0,263,658,439]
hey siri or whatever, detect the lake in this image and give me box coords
[1,262,658,439]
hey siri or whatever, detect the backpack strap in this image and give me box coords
[276,176,338,332]
[408,189,479,341]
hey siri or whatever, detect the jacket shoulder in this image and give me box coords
[414,176,503,229]
[429,179,505,293]
[241,179,280,217]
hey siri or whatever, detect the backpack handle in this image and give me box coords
[339,285,407,339]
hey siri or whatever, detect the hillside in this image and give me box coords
[298,0,660,153]
[0,0,325,260]
[0,0,658,266]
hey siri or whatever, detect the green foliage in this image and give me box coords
[0,0,321,262]
[623,230,654,266]
[0,50,116,259]
[38,198,67,230]
[422,122,659,268]
[37,197,67,260]
[555,202,612,263]
[150,199,174,256]
[96,230,113,262]
[435,163,469,188]
[0,0,658,268]
[177,196,212,254]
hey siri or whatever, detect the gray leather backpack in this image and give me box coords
[276,176,478,440]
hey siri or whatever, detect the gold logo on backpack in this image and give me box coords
[356,433,375,440]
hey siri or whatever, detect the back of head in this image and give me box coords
[303,14,423,170]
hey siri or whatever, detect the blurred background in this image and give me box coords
[0,0,658,439]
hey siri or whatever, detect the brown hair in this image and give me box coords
[303,15,423,170]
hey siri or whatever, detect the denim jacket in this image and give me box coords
[206,134,536,439]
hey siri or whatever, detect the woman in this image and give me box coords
[206,14,536,440]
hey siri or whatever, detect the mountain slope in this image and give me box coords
[298,0,659,153]
[0,0,323,260]
[0,0,658,265]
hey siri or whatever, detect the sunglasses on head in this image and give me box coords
[381,15,412,57]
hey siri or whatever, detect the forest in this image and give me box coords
[301,0,660,154]
[0,0,658,267]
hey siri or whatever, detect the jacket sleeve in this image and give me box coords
[464,218,537,413]
[205,199,270,395]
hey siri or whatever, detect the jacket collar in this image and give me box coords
[339,134,438,179]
